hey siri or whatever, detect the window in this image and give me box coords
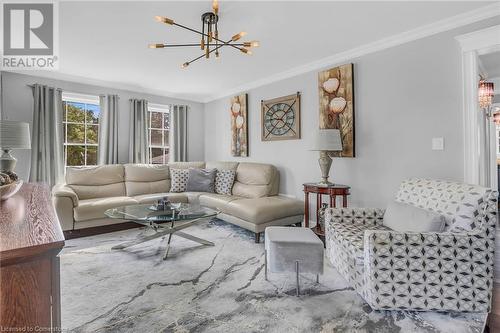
[62,92,100,167]
[148,103,170,164]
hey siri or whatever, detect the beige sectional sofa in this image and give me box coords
[52,161,304,242]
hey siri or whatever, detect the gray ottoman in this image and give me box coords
[264,226,324,296]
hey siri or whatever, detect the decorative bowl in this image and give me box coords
[0,180,23,200]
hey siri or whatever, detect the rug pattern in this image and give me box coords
[60,219,486,333]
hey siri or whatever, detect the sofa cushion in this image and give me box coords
[186,168,217,192]
[126,180,170,197]
[235,162,274,185]
[170,169,190,193]
[199,193,241,210]
[66,165,124,185]
[330,222,391,265]
[132,192,188,204]
[206,161,239,171]
[383,200,445,232]
[69,183,126,200]
[215,169,236,195]
[220,196,304,224]
[74,196,137,222]
[232,162,278,198]
[124,164,170,181]
[232,183,270,198]
[124,164,170,196]
[66,165,126,199]
[169,161,205,169]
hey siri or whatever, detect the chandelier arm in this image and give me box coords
[184,42,230,67]
[155,43,246,47]
[172,22,244,52]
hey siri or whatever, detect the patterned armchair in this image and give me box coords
[325,178,498,312]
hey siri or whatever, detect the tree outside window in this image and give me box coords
[63,99,100,167]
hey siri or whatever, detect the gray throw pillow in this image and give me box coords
[383,200,445,233]
[186,168,217,193]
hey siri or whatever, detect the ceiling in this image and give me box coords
[24,1,497,102]
[480,51,500,79]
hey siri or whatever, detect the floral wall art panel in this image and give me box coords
[230,93,248,157]
[318,63,355,157]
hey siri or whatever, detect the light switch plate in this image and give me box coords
[432,137,444,150]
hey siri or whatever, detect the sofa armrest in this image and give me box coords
[362,229,493,311]
[52,183,78,207]
[325,207,385,227]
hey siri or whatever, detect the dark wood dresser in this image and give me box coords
[0,183,65,332]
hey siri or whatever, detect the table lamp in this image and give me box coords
[310,129,343,185]
[0,121,31,172]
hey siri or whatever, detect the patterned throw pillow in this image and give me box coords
[215,169,236,195]
[170,168,190,193]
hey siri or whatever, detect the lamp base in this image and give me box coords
[0,149,17,172]
[318,151,333,185]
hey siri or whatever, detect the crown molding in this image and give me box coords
[4,70,206,103]
[456,24,500,54]
[204,2,500,103]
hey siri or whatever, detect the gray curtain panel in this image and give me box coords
[29,84,64,187]
[170,105,188,162]
[98,94,119,164]
[129,99,149,163]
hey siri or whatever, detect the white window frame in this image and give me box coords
[62,92,100,168]
[147,103,170,164]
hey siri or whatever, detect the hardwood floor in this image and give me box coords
[487,283,500,332]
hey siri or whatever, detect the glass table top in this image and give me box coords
[104,203,218,224]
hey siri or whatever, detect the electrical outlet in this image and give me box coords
[432,137,444,151]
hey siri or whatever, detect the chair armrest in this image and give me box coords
[52,183,78,207]
[325,207,385,227]
[363,229,493,311]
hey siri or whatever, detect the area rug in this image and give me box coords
[60,219,487,333]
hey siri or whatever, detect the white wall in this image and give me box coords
[204,18,500,208]
[0,71,205,180]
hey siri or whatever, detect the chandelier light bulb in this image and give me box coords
[243,41,260,48]
[148,43,165,49]
[155,16,174,25]
[241,48,252,55]
[231,31,247,42]
[213,0,219,14]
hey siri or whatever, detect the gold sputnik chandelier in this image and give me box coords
[149,0,259,68]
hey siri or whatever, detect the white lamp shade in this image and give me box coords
[311,129,342,151]
[0,121,31,149]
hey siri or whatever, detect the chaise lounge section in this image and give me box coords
[52,161,304,242]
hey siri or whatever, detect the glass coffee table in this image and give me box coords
[104,203,218,260]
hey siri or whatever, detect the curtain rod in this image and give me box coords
[27,84,112,97]
[27,84,62,91]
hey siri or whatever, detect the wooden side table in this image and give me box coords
[303,183,351,237]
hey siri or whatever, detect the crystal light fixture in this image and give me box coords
[149,0,259,68]
[479,79,494,109]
